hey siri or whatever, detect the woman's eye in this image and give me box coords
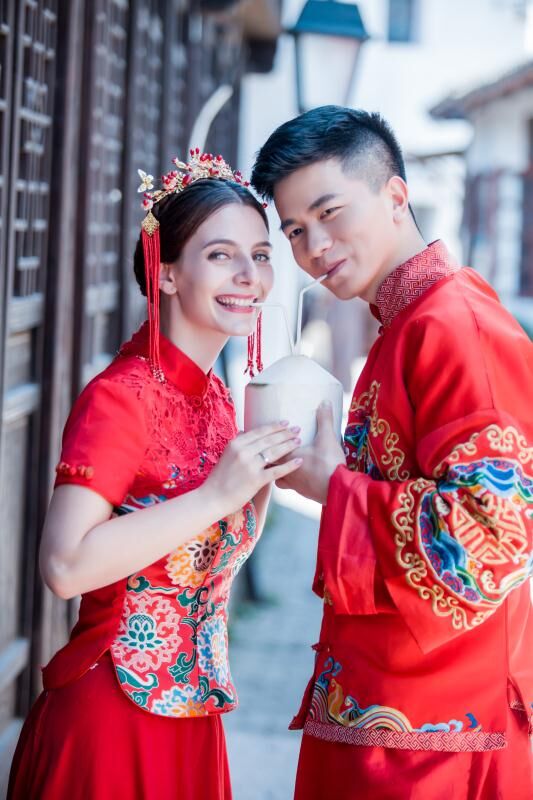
[254,252,271,263]
[209,251,230,261]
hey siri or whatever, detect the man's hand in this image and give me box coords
[276,402,346,505]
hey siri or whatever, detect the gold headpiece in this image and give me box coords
[139,148,250,235]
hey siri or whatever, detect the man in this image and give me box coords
[251,106,533,799]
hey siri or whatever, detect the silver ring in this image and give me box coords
[259,451,270,465]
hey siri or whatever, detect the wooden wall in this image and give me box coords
[0,0,250,791]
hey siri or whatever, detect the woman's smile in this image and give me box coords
[215,293,257,313]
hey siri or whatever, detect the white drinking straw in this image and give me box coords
[253,272,328,357]
[252,302,296,354]
[295,273,328,354]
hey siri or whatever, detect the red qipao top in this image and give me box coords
[45,323,259,718]
[292,241,533,752]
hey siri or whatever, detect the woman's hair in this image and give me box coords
[133,179,269,296]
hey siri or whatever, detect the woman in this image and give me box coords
[8,153,302,799]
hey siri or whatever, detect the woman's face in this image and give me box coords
[166,203,273,339]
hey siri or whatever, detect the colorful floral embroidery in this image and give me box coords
[304,657,504,751]
[197,614,230,686]
[111,594,183,673]
[150,677,236,718]
[152,683,208,717]
[392,425,533,631]
[111,499,258,717]
[165,524,221,587]
[346,381,410,480]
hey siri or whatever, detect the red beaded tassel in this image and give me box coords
[255,310,263,373]
[245,311,263,378]
[141,217,163,380]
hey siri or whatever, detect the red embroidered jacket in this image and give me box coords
[292,241,533,752]
[46,323,259,718]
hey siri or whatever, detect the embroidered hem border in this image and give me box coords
[303,720,507,752]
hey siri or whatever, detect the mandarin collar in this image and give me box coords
[371,240,459,328]
[119,322,211,397]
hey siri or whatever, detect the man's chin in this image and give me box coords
[327,282,361,301]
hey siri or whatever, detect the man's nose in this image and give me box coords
[306,227,332,261]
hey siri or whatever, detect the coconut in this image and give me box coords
[244,355,343,447]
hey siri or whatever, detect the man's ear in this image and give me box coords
[388,176,409,222]
[159,262,178,296]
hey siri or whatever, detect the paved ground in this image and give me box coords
[224,492,323,800]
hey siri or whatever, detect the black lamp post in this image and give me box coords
[289,0,369,114]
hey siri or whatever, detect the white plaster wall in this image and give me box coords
[467,90,533,173]
[354,0,529,154]
[463,92,531,303]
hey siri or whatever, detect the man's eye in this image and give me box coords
[321,207,339,219]
[288,228,302,241]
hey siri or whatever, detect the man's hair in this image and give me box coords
[251,106,407,201]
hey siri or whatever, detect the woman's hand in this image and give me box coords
[201,422,302,518]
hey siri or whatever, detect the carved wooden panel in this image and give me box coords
[0,0,58,792]
[75,0,129,387]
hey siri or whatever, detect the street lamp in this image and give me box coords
[289,0,369,114]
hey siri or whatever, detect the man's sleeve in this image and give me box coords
[316,303,533,653]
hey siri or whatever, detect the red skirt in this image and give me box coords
[294,709,533,800]
[8,652,232,800]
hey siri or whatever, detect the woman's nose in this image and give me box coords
[235,257,259,285]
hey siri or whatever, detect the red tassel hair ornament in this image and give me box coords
[245,311,264,378]
[141,210,164,381]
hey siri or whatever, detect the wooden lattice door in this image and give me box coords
[0,0,59,792]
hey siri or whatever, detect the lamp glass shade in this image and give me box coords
[295,33,361,110]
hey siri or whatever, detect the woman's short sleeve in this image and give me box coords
[54,376,147,507]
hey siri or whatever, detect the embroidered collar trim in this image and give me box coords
[119,322,211,396]
[373,240,459,328]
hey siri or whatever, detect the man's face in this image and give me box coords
[273,158,401,302]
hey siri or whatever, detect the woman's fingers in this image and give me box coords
[260,437,301,465]
[262,457,302,484]
[238,421,292,446]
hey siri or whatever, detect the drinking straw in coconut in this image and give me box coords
[253,273,329,358]
[252,302,296,355]
[295,273,328,354]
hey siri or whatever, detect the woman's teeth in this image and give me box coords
[216,297,255,307]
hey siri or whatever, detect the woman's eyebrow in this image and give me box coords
[202,239,272,249]
[202,238,237,249]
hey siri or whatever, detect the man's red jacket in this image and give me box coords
[291,241,533,754]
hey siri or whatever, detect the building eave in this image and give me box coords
[430,60,533,120]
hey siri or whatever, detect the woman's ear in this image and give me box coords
[388,176,409,222]
[159,262,178,296]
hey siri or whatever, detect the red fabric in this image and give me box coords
[8,653,231,800]
[54,376,147,507]
[46,322,256,719]
[294,706,532,800]
[293,243,533,769]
